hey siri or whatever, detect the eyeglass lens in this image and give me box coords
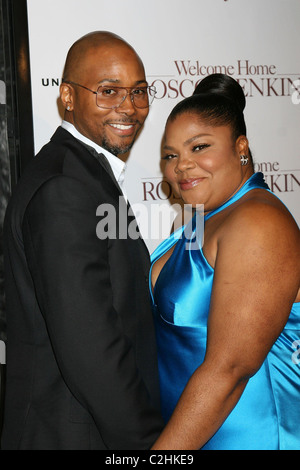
[96,86,156,109]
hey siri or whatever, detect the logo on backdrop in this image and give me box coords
[147,59,300,100]
[142,162,300,201]
[143,61,300,201]
[291,79,300,105]
[41,60,300,201]
[41,58,300,100]
[253,161,300,195]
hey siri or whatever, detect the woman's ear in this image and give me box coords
[236,135,249,156]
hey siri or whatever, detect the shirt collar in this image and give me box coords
[61,120,126,184]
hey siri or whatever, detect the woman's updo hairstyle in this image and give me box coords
[167,73,248,142]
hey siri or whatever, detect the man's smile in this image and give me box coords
[107,121,138,137]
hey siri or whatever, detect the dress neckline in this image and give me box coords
[204,172,269,221]
[150,173,270,303]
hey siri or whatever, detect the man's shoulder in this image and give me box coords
[23,126,101,184]
[36,126,82,166]
[5,128,94,218]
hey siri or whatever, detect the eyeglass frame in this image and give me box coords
[62,79,157,109]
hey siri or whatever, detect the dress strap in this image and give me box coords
[204,172,270,221]
[151,173,270,263]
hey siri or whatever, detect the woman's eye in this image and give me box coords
[162,154,177,161]
[192,144,210,152]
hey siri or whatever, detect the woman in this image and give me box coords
[150,74,300,450]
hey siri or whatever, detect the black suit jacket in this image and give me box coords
[1,127,163,449]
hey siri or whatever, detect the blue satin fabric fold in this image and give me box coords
[150,173,300,450]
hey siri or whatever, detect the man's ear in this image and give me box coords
[60,82,74,112]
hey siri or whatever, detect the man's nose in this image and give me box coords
[115,92,136,115]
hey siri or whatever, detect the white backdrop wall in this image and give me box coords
[26,0,300,253]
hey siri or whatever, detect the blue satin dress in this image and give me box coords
[150,173,300,450]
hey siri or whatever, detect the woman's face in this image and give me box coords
[162,112,251,212]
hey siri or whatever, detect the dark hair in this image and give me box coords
[168,73,248,141]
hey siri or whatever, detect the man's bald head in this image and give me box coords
[62,31,143,83]
[60,31,149,155]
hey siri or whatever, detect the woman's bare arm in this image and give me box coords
[152,199,300,450]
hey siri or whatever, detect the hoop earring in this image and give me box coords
[240,155,249,166]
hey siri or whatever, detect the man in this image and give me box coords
[1,31,164,450]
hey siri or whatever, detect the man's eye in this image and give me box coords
[132,88,146,95]
[101,88,118,96]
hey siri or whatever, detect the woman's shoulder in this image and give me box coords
[231,188,297,225]
[222,187,299,244]
[203,187,299,271]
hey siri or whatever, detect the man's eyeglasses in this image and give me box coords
[62,80,157,109]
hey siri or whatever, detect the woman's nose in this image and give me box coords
[174,155,196,173]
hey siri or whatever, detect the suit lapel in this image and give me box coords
[51,127,122,194]
[76,140,122,193]
[51,127,151,264]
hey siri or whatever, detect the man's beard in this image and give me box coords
[101,136,136,156]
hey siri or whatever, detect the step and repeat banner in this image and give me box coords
[26,0,300,253]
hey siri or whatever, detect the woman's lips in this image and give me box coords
[179,177,205,191]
